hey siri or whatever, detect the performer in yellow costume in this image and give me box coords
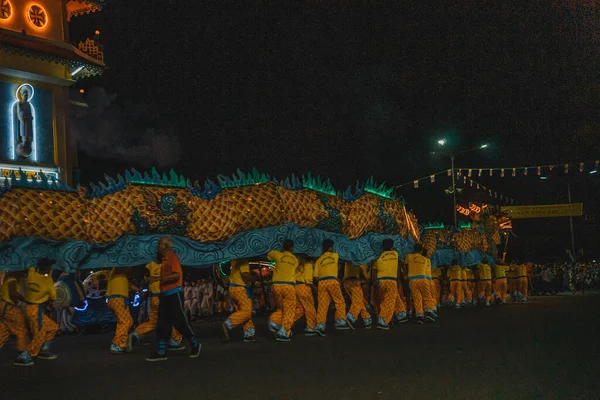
[430,267,443,311]
[130,261,184,350]
[375,239,407,330]
[476,259,493,306]
[0,271,28,359]
[222,258,256,342]
[293,257,318,335]
[343,262,372,329]
[106,267,138,354]
[515,263,529,303]
[446,261,463,308]
[271,256,318,335]
[494,263,508,304]
[507,264,517,301]
[15,258,59,366]
[268,240,299,341]
[464,266,475,305]
[315,239,351,335]
[404,244,436,323]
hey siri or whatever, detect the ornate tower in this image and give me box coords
[0,0,104,185]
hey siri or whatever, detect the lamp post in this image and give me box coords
[436,140,489,227]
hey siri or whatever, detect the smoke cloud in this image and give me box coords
[69,86,182,168]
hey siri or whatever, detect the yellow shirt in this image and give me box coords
[460,268,468,281]
[447,265,462,281]
[295,258,314,284]
[106,269,129,298]
[360,264,370,282]
[477,264,492,280]
[404,253,429,278]
[314,252,339,279]
[494,265,507,278]
[0,276,17,304]
[25,268,56,304]
[344,262,361,280]
[515,264,527,277]
[431,268,442,279]
[146,262,162,294]
[465,269,474,281]
[230,259,250,287]
[268,250,299,283]
[374,250,399,279]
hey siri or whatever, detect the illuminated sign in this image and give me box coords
[457,205,470,216]
[11,84,37,161]
[0,163,59,181]
[500,203,583,219]
[0,0,12,20]
[27,4,47,29]
[1,81,54,167]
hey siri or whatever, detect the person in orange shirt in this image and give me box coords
[15,258,59,366]
[374,239,407,330]
[314,239,351,335]
[129,261,184,351]
[267,239,299,341]
[0,271,28,361]
[146,237,201,362]
[221,258,255,342]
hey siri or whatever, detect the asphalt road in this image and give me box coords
[1,294,599,400]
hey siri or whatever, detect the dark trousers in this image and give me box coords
[156,292,195,343]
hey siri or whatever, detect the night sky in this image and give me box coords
[69,2,600,260]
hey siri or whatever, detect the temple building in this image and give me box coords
[0,0,104,185]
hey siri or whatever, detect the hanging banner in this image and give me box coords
[500,203,583,219]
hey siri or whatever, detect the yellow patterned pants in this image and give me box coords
[108,297,132,349]
[448,280,464,304]
[495,278,507,302]
[343,280,371,323]
[316,279,347,326]
[409,279,435,317]
[270,284,317,331]
[464,281,474,302]
[25,304,58,357]
[479,280,493,303]
[269,284,296,333]
[294,284,317,329]
[517,277,529,299]
[227,287,255,333]
[378,280,406,325]
[508,278,516,296]
[0,301,28,352]
[134,296,182,342]
[431,279,442,306]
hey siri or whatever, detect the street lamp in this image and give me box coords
[436,140,489,228]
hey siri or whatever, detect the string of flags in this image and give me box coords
[395,159,599,204]
[457,160,599,177]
